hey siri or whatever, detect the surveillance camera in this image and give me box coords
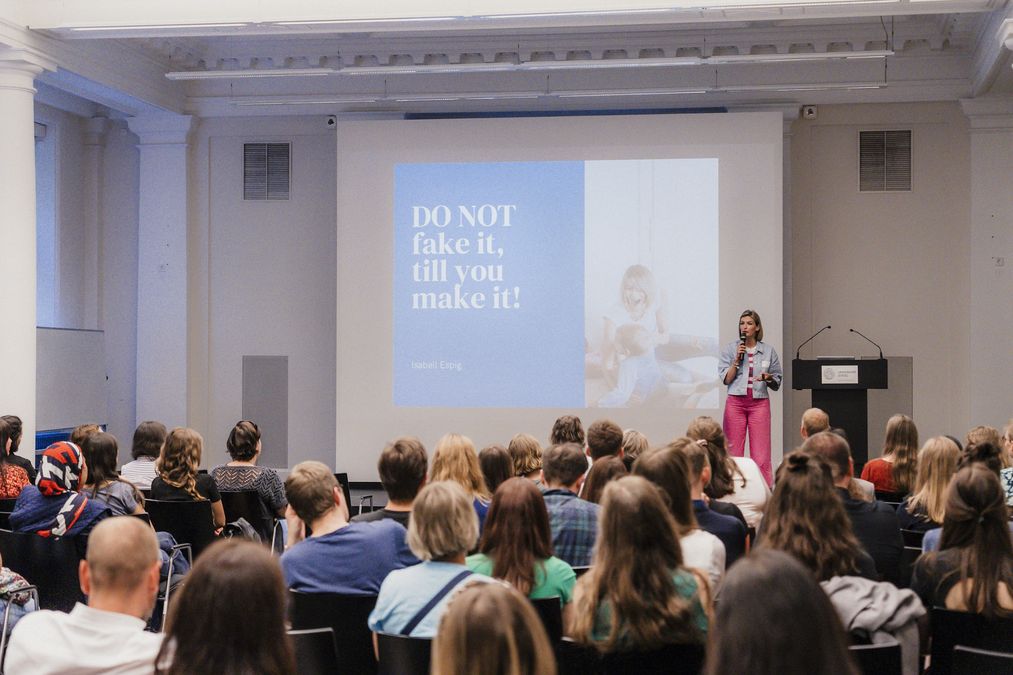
[326,115,337,127]
[802,105,817,121]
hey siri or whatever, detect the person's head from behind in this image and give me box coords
[284,461,341,525]
[226,419,261,462]
[965,425,1001,450]
[619,264,657,316]
[615,323,653,357]
[0,418,10,460]
[706,549,858,675]
[581,455,627,504]
[478,478,553,595]
[478,445,513,495]
[507,433,542,478]
[379,437,428,505]
[70,423,102,448]
[801,408,830,439]
[587,419,623,461]
[801,431,853,487]
[81,432,120,488]
[632,443,696,534]
[433,581,556,675]
[407,481,479,562]
[157,428,204,500]
[884,414,919,493]
[155,540,295,675]
[36,441,87,496]
[82,516,161,619]
[130,420,167,461]
[908,436,961,524]
[620,429,649,470]
[959,442,1003,476]
[0,415,21,454]
[541,443,587,491]
[686,416,739,499]
[431,433,489,499]
[669,437,711,493]
[549,415,584,446]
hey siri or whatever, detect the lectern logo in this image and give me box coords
[822,367,836,381]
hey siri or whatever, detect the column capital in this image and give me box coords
[960,97,1013,132]
[127,113,195,145]
[0,48,56,94]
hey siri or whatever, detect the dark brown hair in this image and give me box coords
[226,420,261,461]
[379,437,428,502]
[686,416,746,499]
[582,456,627,505]
[131,420,167,460]
[70,423,102,447]
[1,415,22,453]
[959,442,1003,476]
[632,443,697,535]
[587,420,623,460]
[541,443,587,487]
[82,432,145,509]
[549,415,585,446]
[478,444,514,496]
[478,477,554,595]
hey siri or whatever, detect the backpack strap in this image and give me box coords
[399,569,473,636]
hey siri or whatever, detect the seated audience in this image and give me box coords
[686,415,769,529]
[581,455,627,504]
[211,420,287,517]
[549,415,585,447]
[352,437,427,528]
[1002,419,1013,506]
[467,477,576,603]
[369,481,489,638]
[119,420,167,489]
[541,442,599,567]
[760,452,878,581]
[965,424,1002,450]
[568,476,708,650]
[80,432,145,516]
[620,428,648,471]
[910,464,1013,617]
[154,540,295,675]
[5,517,164,674]
[803,431,904,584]
[706,549,859,675]
[151,428,226,531]
[430,433,492,530]
[634,444,726,586]
[958,441,1004,475]
[586,419,623,461]
[281,461,416,594]
[433,582,556,675]
[1,415,36,483]
[896,436,960,533]
[0,417,30,498]
[861,414,919,495]
[69,423,102,447]
[0,551,36,635]
[478,444,514,495]
[508,433,543,482]
[800,407,831,440]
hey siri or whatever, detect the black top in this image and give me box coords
[910,548,964,610]
[6,454,36,484]
[896,499,939,533]
[350,508,411,528]
[836,487,904,585]
[150,474,221,502]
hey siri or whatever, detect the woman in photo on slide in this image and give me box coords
[719,309,782,485]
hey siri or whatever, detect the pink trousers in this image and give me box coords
[723,392,772,485]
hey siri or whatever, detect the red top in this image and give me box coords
[0,464,30,499]
[860,458,896,493]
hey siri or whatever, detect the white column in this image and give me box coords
[126,114,194,429]
[82,116,109,329]
[0,50,52,457]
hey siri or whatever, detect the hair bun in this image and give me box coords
[786,453,810,472]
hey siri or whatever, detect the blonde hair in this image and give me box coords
[883,414,919,493]
[433,582,556,675]
[431,433,490,500]
[967,426,1005,468]
[507,433,542,477]
[906,437,961,524]
[1003,419,1013,469]
[619,264,658,312]
[157,428,205,501]
[407,481,479,561]
[621,429,649,461]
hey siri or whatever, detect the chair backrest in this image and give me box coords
[0,512,10,531]
[144,499,217,559]
[930,608,1013,675]
[952,645,1013,675]
[572,566,592,578]
[896,547,921,589]
[219,490,275,543]
[875,490,905,504]
[600,642,706,675]
[376,632,432,675]
[529,596,564,643]
[556,638,605,675]
[900,529,925,548]
[289,627,339,675]
[333,473,352,514]
[849,640,902,675]
[0,499,17,513]
[288,590,378,675]
[0,529,85,612]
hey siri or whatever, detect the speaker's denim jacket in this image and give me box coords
[719,340,782,398]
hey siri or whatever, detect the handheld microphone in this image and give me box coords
[849,328,884,359]
[795,325,831,359]
[738,332,746,364]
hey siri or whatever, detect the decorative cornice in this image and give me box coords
[960,96,1013,130]
[127,113,195,144]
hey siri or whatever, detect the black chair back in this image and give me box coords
[529,596,564,643]
[849,640,902,675]
[289,627,340,675]
[556,638,604,675]
[0,529,85,612]
[875,491,905,504]
[900,529,925,548]
[333,473,352,514]
[572,566,592,578]
[930,608,1013,675]
[139,488,152,500]
[145,499,217,559]
[896,547,921,589]
[600,642,706,675]
[289,590,378,675]
[376,632,432,675]
[0,499,17,513]
[219,490,276,545]
[952,645,1013,675]
[0,512,10,531]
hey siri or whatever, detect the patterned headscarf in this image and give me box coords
[36,441,84,496]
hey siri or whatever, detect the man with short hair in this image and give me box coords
[6,517,164,674]
[351,437,427,528]
[675,440,747,566]
[803,431,903,584]
[586,419,623,461]
[540,443,599,567]
[549,415,585,447]
[282,461,417,594]
[800,407,830,440]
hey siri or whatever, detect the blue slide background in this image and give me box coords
[394,161,585,407]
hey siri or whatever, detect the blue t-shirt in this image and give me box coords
[281,520,418,594]
[368,561,490,638]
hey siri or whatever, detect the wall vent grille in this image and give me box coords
[859,130,911,192]
[244,143,290,200]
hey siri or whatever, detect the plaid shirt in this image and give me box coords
[542,488,599,567]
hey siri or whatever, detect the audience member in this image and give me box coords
[686,415,769,529]
[959,441,1003,474]
[81,432,145,516]
[549,415,585,447]
[69,423,102,447]
[0,417,30,498]
[5,517,163,674]
[352,437,427,528]
[281,461,416,594]
[861,414,919,495]
[801,407,830,440]
[586,419,623,461]
[896,436,960,533]
[467,478,576,603]
[581,455,627,505]
[508,433,543,481]
[479,444,514,494]
[803,432,904,584]
[151,428,226,531]
[620,428,649,471]
[910,464,1013,617]
[965,424,1002,450]
[0,551,35,635]
[211,420,287,518]
[634,444,725,586]
[540,443,599,567]
[119,421,167,489]
[0,414,36,483]
[154,540,295,675]
[1002,419,1013,505]
[431,433,492,529]
[761,452,878,580]
[569,476,708,650]
[706,549,859,675]
[433,582,556,675]
[369,481,488,638]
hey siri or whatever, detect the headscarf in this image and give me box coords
[10,441,106,538]
[36,441,85,496]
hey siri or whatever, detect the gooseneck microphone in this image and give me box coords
[795,325,831,359]
[849,328,884,359]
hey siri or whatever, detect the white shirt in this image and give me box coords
[5,603,164,675]
[719,456,771,529]
[680,528,726,588]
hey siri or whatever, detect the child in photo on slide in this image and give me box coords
[597,324,666,407]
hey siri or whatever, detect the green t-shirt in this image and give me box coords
[590,568,708,644]
[466,553,576,604]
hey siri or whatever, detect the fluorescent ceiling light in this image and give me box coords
[275,16,458,25]
[232,97,379,106]
[557,89,707,97]
[69,23,247,31]
[166,68,336,80]
[706,50,892,63]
